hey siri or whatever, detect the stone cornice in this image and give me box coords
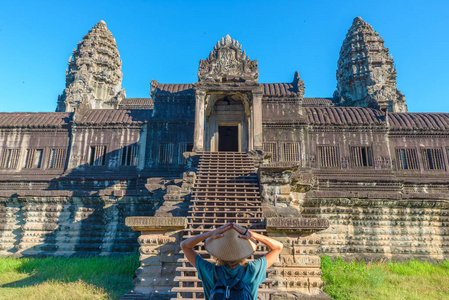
[388,132,449,138]
[72,124,144,130]
[125,216,187,231]
[0,128,69,133]
[262,97,302,102]
[308,125,388,132]
[266,217,329,233]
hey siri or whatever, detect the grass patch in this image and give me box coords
[0,254,139,300]
[321,255,449,300]
[3,254,449,299]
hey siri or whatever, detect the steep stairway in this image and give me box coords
[171,152,273,300]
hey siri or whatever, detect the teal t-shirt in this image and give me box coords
[195,255,267,300]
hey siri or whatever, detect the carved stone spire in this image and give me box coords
[334,17,407,112]
[198,35,259,83]
[293,71,305,99]
[56,20,126,112]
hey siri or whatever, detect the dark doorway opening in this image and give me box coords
[218,126,238,152]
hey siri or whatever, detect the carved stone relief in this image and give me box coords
[198,34,259,83]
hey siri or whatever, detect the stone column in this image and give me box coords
[124,217,187,300]
[252,91,263,150]
[193,90,206,152]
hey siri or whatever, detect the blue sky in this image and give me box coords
[0,0,448,113]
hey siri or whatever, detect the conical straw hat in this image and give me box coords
[205,228,257,261]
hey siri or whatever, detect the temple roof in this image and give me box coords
[76,109,151,125]
[262,83,298,96]
[151,82,305,97]
[153,83,194,95]
[304,107,386,125]
[1,109,449,131]
[0,112,72,128]
[389,113,449,130]
[119,98,154,109]
[302,98,334,107]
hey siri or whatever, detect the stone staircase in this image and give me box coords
[171,152,274,300]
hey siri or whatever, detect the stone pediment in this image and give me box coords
[198,35,259,83]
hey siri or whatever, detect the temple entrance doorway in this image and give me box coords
[218,126,239,152]
[205,95,249,152]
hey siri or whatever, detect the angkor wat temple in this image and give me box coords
[1,17,448,299]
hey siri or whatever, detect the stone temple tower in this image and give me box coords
[334,17,407,112]
[56,20,126,112]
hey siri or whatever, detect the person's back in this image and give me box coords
[196,255,266,300]
[210,264,252,300]
[180,222,283,300]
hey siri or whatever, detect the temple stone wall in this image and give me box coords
[306,127,390,170]
[388,134,449,174]
[0,195,156,257]
[303,194,449,260]
[268,232,326,298]
[145,122,194,172]
[0,127,70,178]
[262,100,302,120]
[68,125,145,172]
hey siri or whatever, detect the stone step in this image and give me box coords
[187,221,265,227]
[181,227,266,233]
[195,177,258,181]
[192,194,260,198]
[189,205,262,210]
[199,161,254,165]
[171,287,276,294]
[173,275,275,284]
[192,196,261,201]
[173,152,266,300]
[191,200,261,205]
[193,188,260,192]
[193,182,259,187]
[197,165,255,169]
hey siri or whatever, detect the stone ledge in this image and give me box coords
[125,217,187,231]
[266,217,329,233]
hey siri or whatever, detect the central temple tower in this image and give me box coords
[193,35,264,152]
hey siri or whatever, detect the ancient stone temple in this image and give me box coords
[1,17,448,299]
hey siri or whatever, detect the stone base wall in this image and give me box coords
[130,226,185,299]
[268,233,325,297]
[303,196,449,260]
[0,196,157,257]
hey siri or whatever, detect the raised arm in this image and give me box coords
[232,223,283,268]
[180,223,232,267]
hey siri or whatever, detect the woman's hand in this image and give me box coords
[231,222,283,268]
[231,223,251,239]
[209,222,232,240]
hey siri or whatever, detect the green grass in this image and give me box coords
[321,255,449,300]
[0,254,139,300]
[2,254,449,299]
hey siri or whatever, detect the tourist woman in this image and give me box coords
[180,222,283,300]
